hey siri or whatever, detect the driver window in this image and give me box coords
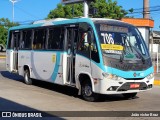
[77,23,100,63]
[78,32,89,52]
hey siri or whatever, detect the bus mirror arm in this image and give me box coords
[87,30,93,44]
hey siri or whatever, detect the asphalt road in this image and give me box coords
[0,60,160,120]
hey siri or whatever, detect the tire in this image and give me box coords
[24,69,32,85]
[81,81,99,102]
[122,93,137,99]
[0,46,2,52]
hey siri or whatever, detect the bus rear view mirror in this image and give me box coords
[87,31,93,44]
[79,23,89,32]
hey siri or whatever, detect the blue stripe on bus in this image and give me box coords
[103,66,154,79]
[51,52,61,81]
[97,61,153,78]
[76,54,153,79]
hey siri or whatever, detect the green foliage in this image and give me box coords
[47,3,83,19]
[90,0,127,19]
[47,0,128,20]
[0,26,7,46]
[0,18,19,46]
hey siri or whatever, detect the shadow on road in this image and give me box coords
[0,97,65,120]
[0,71,139,102]
[1,71,24,82]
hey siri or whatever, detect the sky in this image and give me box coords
[0,0,159,30]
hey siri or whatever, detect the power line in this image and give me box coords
[127,5,160,15]
[14,5,41,20]
[126,5,160,12]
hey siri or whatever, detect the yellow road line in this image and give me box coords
[154,80,160,86]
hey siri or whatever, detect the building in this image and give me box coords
[150,31,160,73]
[121,18,154,48]
[121,18,160,73]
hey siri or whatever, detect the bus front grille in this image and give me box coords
[117,82,148,91]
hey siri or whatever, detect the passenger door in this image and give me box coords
[6,31,20,72]
[64,25,78,85]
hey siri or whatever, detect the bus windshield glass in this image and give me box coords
[95,22,149,63]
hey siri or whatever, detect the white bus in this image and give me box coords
[6,18,154,101]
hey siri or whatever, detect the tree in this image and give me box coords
[0,18,18,46]
[47,3,83,19]
[47,0,128,19]
[90,0,127,19]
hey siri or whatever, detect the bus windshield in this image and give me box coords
[95,22,149,63]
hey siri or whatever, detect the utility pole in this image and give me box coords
[83,0,89,17]
[143,0,150,19]
[62,0,90,18]
[9,0,19,23]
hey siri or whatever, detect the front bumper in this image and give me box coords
[93,77,154,94]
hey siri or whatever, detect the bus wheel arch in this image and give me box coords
[23,65,32,85]
[78,74,99,102]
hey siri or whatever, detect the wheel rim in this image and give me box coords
[84,85,92,96]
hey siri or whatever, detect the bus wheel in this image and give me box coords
[0,46,2,52]
[81,81,99,102]
[122,93,137,99]
[24,69,32,85]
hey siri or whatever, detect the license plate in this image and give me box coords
[130,84,140,88]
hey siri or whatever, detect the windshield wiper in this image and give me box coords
[119,44,125,63]
[119,36,127,63]
[124,35,133,52]
[120,35,136,63]
[132,47,145,64]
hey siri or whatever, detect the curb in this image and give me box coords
[0,56,6,59]
[0,55,6,59]
[154,80,160,86]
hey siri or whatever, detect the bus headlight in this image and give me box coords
[146,73,154,80]
[102,73,122,81]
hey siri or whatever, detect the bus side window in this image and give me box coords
[8,31,20,49]
[48,27,64,50]
[33,29,46,50]
[78,23,100,63]
[21,30,32,49]
[77,31,90,57]
[7,31,12,49]
[90,32,100,63]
